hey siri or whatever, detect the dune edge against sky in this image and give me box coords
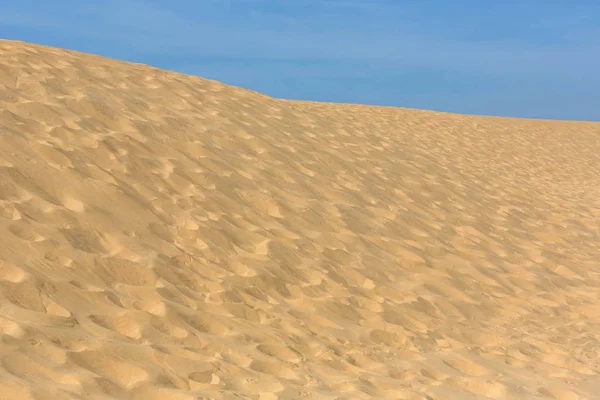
[0,39,599,400]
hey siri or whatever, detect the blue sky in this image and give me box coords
[1,0,599,120]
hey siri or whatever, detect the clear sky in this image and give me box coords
[2,0,599,121]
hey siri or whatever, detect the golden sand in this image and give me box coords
[0,39,599,399]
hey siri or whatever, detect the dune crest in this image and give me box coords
[0,39,599,399]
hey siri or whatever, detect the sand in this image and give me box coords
[0,39,599,400]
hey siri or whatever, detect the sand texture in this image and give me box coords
[0,39,599,399]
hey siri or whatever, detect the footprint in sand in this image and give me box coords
[8,221,46,242]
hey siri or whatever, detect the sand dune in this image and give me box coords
[0,39,599,399]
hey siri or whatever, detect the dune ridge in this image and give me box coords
[0,39,599,399]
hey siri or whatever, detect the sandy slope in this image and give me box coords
[0,39,599,400]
